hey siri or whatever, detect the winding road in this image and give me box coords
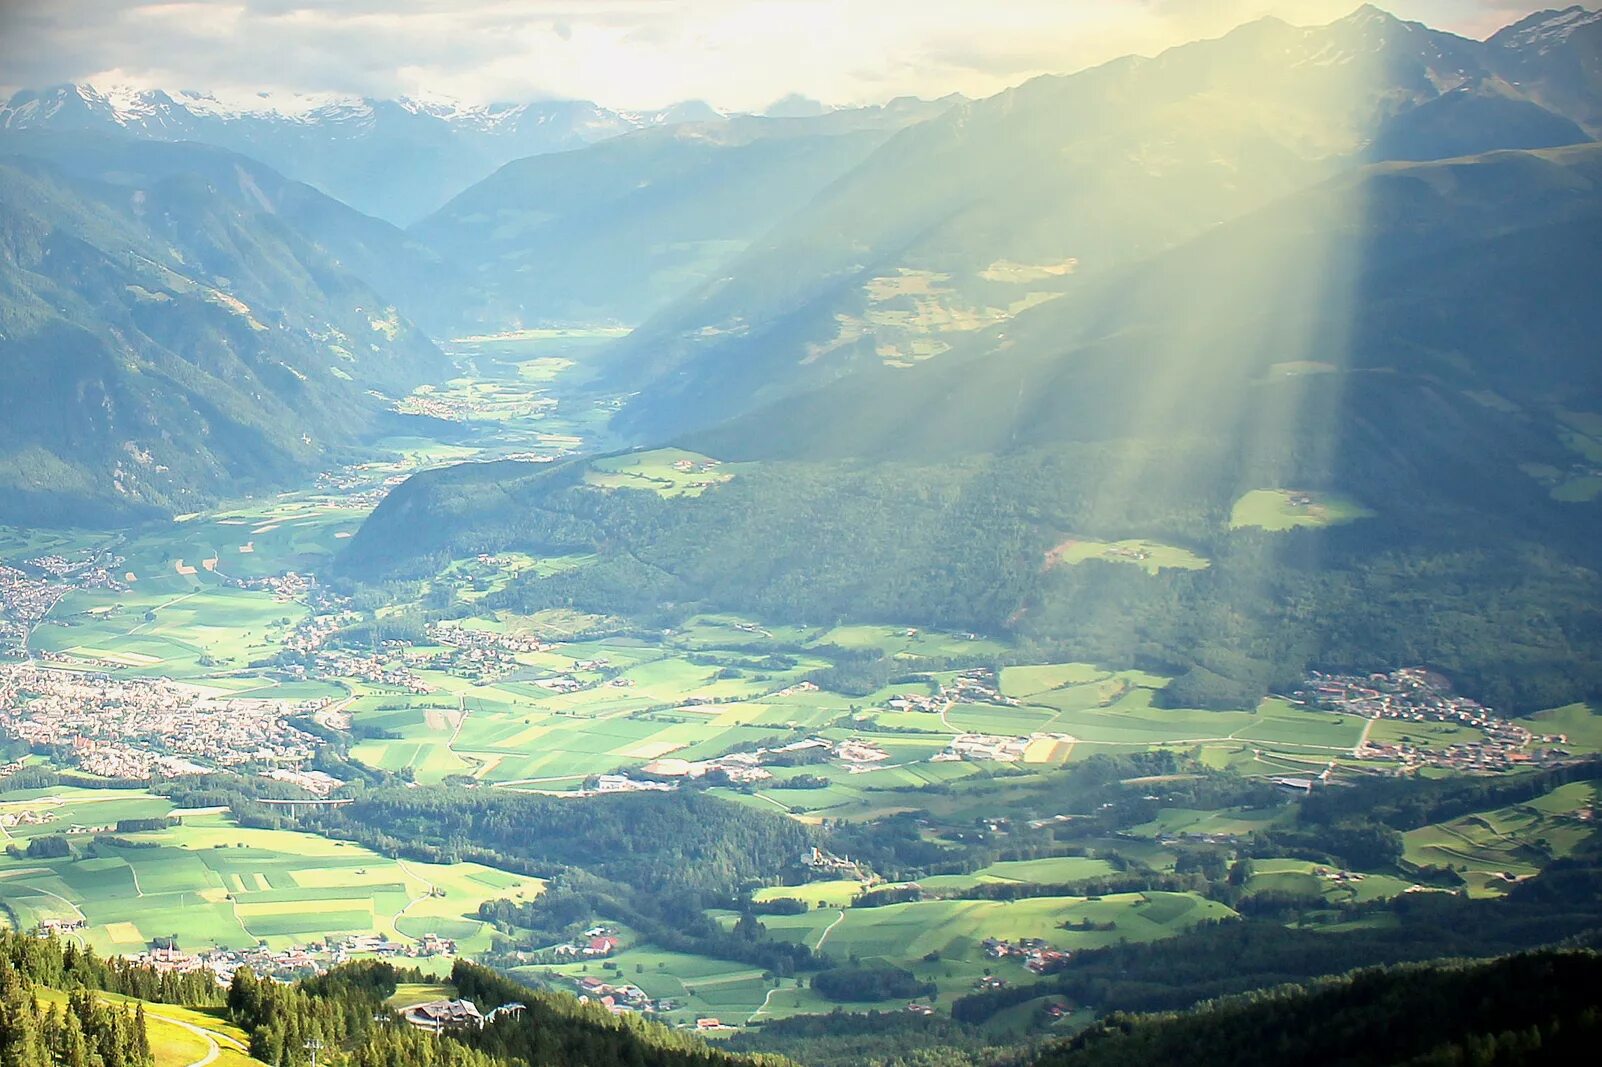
[813,908,847,953]
[172,1020,220,1067]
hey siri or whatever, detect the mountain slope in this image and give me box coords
[0,132,448,523]
[343,144,1602,712]
[1486,6,1602,134]
[603,7,1597,442]
[412,103,955,329]
[0,129,480,334]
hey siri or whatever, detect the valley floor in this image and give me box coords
[1,330,1597,1035]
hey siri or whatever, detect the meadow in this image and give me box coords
[513,889,1235,1026]
[3,348,1586,1038]
[333,630,1377,816]
[1044,538,1210,575]
[748,891,1234,1007]
[0,790,544,956]
[1228,489,1373,531]
[518,944,805,1027]
[1401,777,1599,896]
[1238,859,1417,905]
[1527,703,1602,756]
[585,448,739,497]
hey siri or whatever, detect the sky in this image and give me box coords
[0,0,1566,112]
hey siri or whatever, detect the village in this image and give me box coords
[393,382,558,424]
[981,936,1071,976]
[1292,667,1568,773]
[936,732,1073,762]
[119,930,464,985]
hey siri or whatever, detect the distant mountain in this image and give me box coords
[0,84,730,224]
[603,6,1599,442]
[0,132,448,523]
[1487,5,1602,133]
[412,101,958,329]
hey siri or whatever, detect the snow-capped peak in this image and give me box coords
[1492,5,1601,53]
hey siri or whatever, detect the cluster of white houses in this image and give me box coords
[124,931,464,985]
[0,664,322,779]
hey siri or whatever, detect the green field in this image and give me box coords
[518,945,808,1027]
[707,683,1368,824]
[4,388,1576,1045]
[585,448,738,497]
[1402,778,1599,896]
[752,891,1234,1007]
[1229,489,1373,531]
[1240,858,1418,904]
[33,585,303,679]
[1045,537,1210,575]
[0,796,544,955]
[1527,703,1602,755]
[548,889,1236,1022]
[1132,805,1291,840]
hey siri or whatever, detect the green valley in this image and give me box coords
[3,4,1602,1066]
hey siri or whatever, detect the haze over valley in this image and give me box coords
[1,4,1601,1067]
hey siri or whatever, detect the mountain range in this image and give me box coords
[0,83,955,228]
[0,84,729,224]
[3,4,1601,708]
[5,5,1602,1066]
[413,99,959,328]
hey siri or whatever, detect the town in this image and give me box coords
[1292,667,1568,772]
[0,664,323,779]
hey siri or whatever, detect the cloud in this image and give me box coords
[0,0,1559,111]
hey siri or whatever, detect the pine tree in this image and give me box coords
[135,1003,152,1065]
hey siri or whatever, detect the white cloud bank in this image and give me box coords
[0,0,1559,111]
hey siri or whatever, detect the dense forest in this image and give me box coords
[344,434,1602,714]
[1033,949,1602,1067]
[0,978,150,1067]
[303,787,824,978]
[308,788,813,895]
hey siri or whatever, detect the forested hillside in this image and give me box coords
[1032,949,1602,1067]
[310,787,814,894]
[413,103,954,329]
[0,927,222,1066]
[345,144,1602,711]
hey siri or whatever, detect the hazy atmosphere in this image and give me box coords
[0,0,1563,108]
[0,2,1600,1065]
